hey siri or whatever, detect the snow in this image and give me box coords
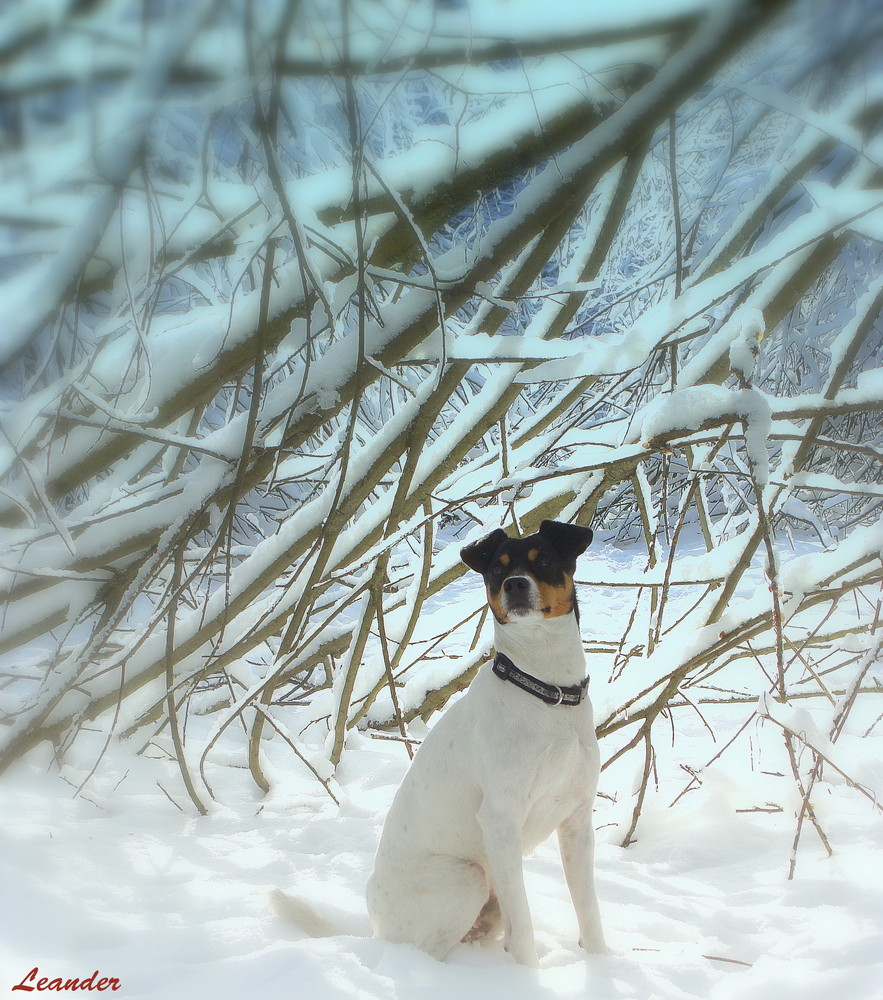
[727,308,764,382]
[640,384,772,483]
[2,0,882,994]
[2,652,881,1000]
[2,535,882,999]
[427,0,708,44]
[516,176,883,389]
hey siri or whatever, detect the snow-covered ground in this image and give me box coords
[2,636,881,1000]
[2,539,881,998]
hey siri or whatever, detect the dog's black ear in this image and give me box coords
[538,520,593,558]
[460,528,508,574]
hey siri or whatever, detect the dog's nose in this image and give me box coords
[503,576,531,594]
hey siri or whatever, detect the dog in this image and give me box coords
[364,518,606,966]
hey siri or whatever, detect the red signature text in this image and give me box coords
[12,968,121,993]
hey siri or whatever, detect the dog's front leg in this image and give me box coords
[557,804,607,954]
[477,801,538,967]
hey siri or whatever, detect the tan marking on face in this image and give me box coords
[527,548,539,562]
[487,584,508,623]
[536,576,575,617]
[499,553,510,566]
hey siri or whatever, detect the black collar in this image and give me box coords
[492,652,589,707]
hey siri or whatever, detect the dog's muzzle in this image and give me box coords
[502,575,537,615]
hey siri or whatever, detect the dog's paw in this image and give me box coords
[579,934,610,956]
[504,936,540,968]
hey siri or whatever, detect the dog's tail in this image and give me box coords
[269,888,341,938]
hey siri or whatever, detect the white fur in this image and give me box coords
[269,888,338,937]
[366,586,606,967]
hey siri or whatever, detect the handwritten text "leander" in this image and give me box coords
[12,968,121,992]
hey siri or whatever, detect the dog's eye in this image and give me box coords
[491,562,506,576]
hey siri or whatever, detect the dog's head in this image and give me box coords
[460,520,593,624]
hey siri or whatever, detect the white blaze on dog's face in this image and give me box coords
[460,520,593,625]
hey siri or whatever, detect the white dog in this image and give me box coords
[365,519,606,966]
[273,519,606,967]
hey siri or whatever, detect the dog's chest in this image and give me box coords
[521,728,593,846]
